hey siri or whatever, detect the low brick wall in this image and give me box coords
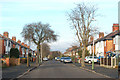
[10,58,20,66]
[1,58,20,67]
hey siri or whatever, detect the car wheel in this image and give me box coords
[88,60,91,64]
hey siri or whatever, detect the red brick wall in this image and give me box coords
[106,40,113,52]
[2,40,5,54]
[104,40,113,56]
[0,39,3,54]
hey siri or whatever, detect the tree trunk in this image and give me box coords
[81,46,86,67]
[36,45,40,65]
[36,50,39,65]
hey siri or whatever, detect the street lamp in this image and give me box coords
[91,18,96,70]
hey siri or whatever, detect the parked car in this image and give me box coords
[55,57,57,60]
[63,57,72,63]
[43,57,48,61]
[56,57,60,61]
[84,56,98,64]
[60,57,65,62]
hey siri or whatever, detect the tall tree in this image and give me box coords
[68,3,98,67]
[21,22,57,65]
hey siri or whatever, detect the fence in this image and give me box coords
[100,57,117,68]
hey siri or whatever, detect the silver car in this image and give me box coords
[63,57,72,63]
[60,57,65,62]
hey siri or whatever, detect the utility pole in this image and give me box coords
[92,37,94,70]
[41,43,42,63]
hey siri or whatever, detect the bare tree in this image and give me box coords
[42,43,50,58]
[21,22,57,65]
[68,3,98,67]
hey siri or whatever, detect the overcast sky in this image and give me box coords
[0,0,120,53]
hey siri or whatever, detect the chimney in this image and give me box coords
[112,24,119,32]
[27,46,30,48]
[99,32,104,38]
[90,36,94,42]
[21,42,24,46]
[25,44,27,47]
[12,36,16,42]
[17,40,21,44]
[3,32,9,38]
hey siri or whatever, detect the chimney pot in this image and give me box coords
[3,32,9,38]
[112,23,119,32]
[12,36,16,42]
[99,32,104,38]
[90,36,94,42]
[17,40,21,44]
[22,42,24,46]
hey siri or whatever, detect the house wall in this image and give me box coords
[95,41,104,57]
[115,35,120,51]
[87,45,91,55]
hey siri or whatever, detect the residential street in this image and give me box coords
[20,60,109,78]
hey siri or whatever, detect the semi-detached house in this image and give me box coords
[0,32,35,57]
[87,24,120,57]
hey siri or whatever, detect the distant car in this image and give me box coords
[56,57,60,61]
[60,57,65,62]
[55,57,57,60]
[43,57,48,61]
[63,57,72,63]
[84,56,98,64]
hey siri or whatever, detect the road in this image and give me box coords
[21,60,109,78]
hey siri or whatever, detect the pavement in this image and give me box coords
[2,61,39,79]
[73,62,118,79]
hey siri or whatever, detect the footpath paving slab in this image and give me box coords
[2,62,38,79]
[73,63,118,79]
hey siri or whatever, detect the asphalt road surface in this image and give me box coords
[21,60,109,78]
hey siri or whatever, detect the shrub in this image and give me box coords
[10,48,20,58]
[28,53,32,57]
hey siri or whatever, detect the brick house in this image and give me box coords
[0,32,35,58]
[87,24,120,57]
[64,46,79,57]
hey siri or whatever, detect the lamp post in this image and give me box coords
[92,37,94,70]
[91,18,96,70]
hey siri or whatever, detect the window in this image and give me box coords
[104,41,106,47]
[113,38,116,44]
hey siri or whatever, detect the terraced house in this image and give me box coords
[0,32,35,58]
[87,24,120,57]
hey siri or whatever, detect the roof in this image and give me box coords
[0,33,33,50]
[87,30,120,46]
